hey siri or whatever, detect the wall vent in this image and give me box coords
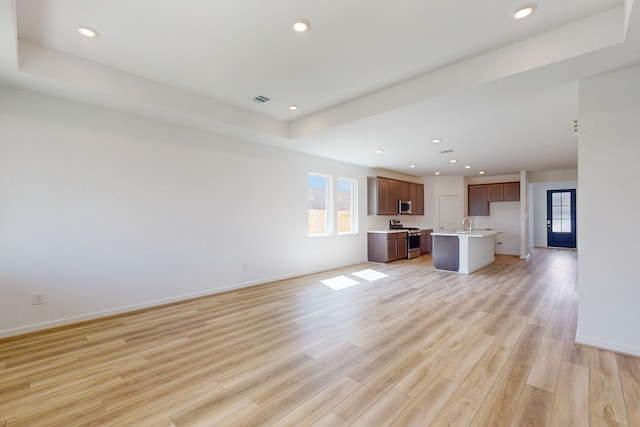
[573,119,579,136]
[252,95,271,104]
[439,149,455,154]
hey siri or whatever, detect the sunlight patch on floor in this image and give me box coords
[352,269,389,282]
[321,275,361,290]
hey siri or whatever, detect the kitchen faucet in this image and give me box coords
[462,217,471,233]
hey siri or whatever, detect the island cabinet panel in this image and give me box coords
[420,229,433,254]
[504,182,520,201]
[368,232,408,262]
[468,185,489,216]
[486,184,504,202]
[432,235,459,271]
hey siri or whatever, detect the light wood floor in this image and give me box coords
[1,248,639,426]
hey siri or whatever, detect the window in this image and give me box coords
[337,177,358,234]
[308,173,332,236]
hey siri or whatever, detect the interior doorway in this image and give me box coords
[547,189,577,248]
[439,195,462,232]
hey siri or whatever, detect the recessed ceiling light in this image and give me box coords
[435,172,441,175]
[450,159,457,163]
[465,165,471,169]
[78,27,99,38]
[432,139,441,144]
[514,5,536,20]
[288,105,298,111]
[375,150,384,154]
[293,19,310,32]
[410,165,416,168]
[479,171,486,175]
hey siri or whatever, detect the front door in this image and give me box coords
[547,189,576,248]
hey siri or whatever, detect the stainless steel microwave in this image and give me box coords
[399,199,412,214]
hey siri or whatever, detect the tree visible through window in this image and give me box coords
[308,173,331,236]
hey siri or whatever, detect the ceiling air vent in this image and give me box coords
[439,149,455,154]
[252,95,271,104]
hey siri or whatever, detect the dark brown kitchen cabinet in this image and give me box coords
[416,185,424,215]
[398,181,409,200]
[409,184,419,210]
[468,185,489,216]
[368,232,408,262]
[420,229,433,254]
[368,176,424,215]
[396,233,408,259]
[368,177,388,215]
[486,184,504,202]
[504,182,520,201]
[468,181,521,216]
[388,179,398,215]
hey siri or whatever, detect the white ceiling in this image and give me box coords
[2,0,639,177]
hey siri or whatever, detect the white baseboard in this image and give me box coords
[0,259,367,339]
[575,334,640,357]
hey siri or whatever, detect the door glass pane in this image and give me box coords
[550,191,572,233]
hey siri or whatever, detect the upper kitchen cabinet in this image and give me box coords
[368,176,424,215]
[468,185,489,216]
[416,184,425,215]
[504,182,520,201]
[486,183,504,202]
[398,181,409,200]
[468,181,521,216]
[388,179,399,215]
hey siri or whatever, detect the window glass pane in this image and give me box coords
[337,177,358,234]
[561,219,572,233]
[561,206,571,219]
[308,173,330,236]
[552,220,561,232]
[552,192,562,205]
[562,192,571,206]
[552,206,562,219]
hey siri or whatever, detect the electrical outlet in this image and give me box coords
[32,293,44,305]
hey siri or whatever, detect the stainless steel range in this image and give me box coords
[389,219,421,259]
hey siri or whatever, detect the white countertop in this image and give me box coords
[368,228,433,234]
[431,230,503,238]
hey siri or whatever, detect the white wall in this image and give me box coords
[0,87,370,337]
[576,64,640,356]
[474,202,520,256]
[530,180,578,247]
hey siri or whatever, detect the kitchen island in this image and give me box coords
[430,230,503,274]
